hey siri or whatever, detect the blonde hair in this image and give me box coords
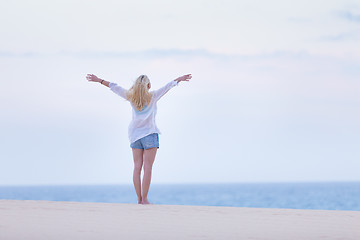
[126,75,152,111]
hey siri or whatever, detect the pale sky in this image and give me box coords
[0,0,359,185]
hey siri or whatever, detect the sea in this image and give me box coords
[1,182,359,211]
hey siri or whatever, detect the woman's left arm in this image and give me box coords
[153,74,192,101]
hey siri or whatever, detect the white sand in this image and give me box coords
[0,200,359,240]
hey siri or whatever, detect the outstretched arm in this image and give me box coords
[86,74,110,87]
[86,73,127,100]
[152,74,192,101]
[174,74,192,84]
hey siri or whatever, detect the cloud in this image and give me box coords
[67,49,215,59]
[320,9,360,42]
[67,49,312,62]
[0,49,213,59]
[0,48,311,61]
[287,17,312,23]
[0,51,37,57]
[320,31,360,41]
[337,10,360,23]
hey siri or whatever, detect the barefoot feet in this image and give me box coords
[141,198,151,204]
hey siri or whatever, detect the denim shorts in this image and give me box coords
[130,133,159,149]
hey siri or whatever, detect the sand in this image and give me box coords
[0,200,359,240]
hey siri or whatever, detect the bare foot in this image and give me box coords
[138,196,142,204]
[141,199,151,204]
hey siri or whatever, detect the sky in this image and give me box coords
[0,0,359,185]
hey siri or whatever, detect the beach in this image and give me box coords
[0,200,359,239]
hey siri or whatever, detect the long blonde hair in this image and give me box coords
[126,75,152,111]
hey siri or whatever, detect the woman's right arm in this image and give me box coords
[86,73,127,100]
[86,74,110,87]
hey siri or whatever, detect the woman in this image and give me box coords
[86,73,192,204]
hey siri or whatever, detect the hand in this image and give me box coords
[176,74,192,83]
[86,74,101,83]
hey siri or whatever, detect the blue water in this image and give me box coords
[1,182,359,211]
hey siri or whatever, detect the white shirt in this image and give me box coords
[109,80,178,143]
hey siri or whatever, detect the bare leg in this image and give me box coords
[132,148,144,204]
[142,147,157,204]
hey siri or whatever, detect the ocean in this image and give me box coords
[1,182,359,211]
